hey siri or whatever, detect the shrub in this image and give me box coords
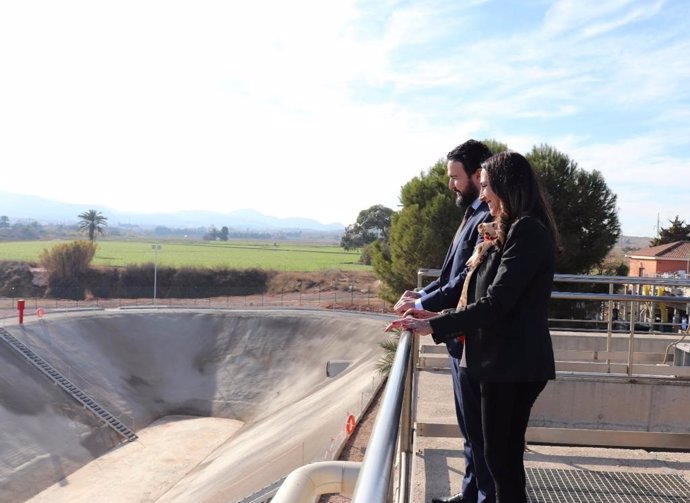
[40,241,96,277]
[40,241,97,299]
[83,267,121,298]
[83,264,272,299]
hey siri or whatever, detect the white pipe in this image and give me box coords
[271,461,361,503]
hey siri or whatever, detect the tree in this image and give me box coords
[481,139,509,155]
[204,226,218,241]
[219,226,230,241]
[78,210,108,242]
[0,216,9,228]
[526,144,620,274]
[650,216,690,246]
[371,161,462,302]
[372,141,621,302]
[340,205,394,251]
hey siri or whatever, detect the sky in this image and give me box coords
[1,0,688,236]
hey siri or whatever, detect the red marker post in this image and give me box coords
[17,299,25,324]
[346,414,356,436]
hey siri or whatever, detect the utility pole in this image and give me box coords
[152,244,162,305]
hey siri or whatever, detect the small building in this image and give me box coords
[625,241,690,278]
[625,241,690,330]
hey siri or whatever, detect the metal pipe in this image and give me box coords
[351,329,413,503]
[271,461,361,503]
[396,333,415,503]
[552,291,690,303]
[554,274,690,287]
[421,270,690,290]
[606,281,614,371]
[628,299,637,376]
[397,450,410,503]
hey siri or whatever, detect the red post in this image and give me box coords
[17,299,25,324]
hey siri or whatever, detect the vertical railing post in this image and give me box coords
[395,332,416,503]
[628,300,637,376]
[606,282,614,371]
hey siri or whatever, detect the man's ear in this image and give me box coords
[471,169,482,187]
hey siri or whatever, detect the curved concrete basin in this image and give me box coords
[0,309,391,502]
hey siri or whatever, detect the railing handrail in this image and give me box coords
[553,274,690,287]
[552,291,690,303]
[417,270,690,289]
[351,329,413,503]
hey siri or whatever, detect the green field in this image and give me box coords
[0,240,371,272]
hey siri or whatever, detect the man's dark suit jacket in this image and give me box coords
[420,202,491,313]
[429,216,556,383]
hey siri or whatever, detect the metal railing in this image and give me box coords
[419,270,690,330]
[418,271,690,377]
[271,329,415,503]
[271,272,690,502]
[351,328,414,503]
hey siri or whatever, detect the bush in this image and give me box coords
[82,264,272,299]
[40,241,97,300]
[2,258,365,300]
[40,241,96,277]
[83,267,121,298]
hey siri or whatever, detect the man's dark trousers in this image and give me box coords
[451,359,495,502]
[424,201,492,502]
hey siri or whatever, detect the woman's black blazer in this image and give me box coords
[429,216,556,383]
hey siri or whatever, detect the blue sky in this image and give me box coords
[1,0,688,236]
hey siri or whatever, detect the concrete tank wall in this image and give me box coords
[0,309,391,503]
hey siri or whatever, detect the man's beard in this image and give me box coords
[455,185,479,207]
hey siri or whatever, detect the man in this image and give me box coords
[394,139,495,503]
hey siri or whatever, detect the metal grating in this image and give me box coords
[526,468,690,503]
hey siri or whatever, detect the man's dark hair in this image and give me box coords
[446,139,493,176]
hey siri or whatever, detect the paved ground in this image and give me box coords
[28,416,244,503]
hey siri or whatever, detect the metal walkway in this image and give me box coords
[0,327,137,443]
[411,334,690,503]
[526,468,690,503]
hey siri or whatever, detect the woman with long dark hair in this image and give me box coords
[387,151,560,503]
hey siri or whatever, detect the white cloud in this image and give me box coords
[0,0,687,236]
[543,0,662,37]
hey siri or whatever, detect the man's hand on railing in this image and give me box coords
[394,290,421,314]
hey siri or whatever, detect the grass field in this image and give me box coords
[0,239,371,272]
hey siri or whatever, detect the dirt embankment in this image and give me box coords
[0,262,382,301]
[267,270,381,295]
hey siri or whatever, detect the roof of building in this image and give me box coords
[627,241,690,259]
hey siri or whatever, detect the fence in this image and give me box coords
[0,289,393,321]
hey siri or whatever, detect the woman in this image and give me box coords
[386,151,560,503]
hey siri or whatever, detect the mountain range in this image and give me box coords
[0,191,345,232]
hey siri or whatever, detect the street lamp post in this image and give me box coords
[152,244,161,305]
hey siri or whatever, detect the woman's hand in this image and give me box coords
[384,316,433,335]
[402,308,437,320]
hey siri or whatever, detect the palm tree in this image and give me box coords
[377,330,400,376]
[78,209,108,242]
